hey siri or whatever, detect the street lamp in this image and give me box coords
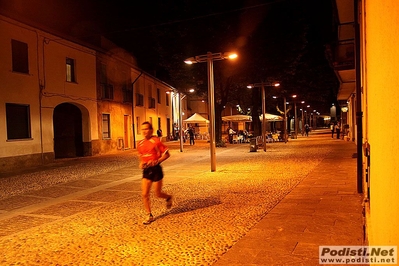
[184,52,237,172]
[291,95,298,139]
[304,105,310,126]
[178,88,196,152]
[283,96,287,143]
[247,82,280,151]
[272,95,288,143]
[299,101,305,135]
[171,91,186,152]
[312,109,319,128]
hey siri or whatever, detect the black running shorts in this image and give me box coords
[142,164,164,182]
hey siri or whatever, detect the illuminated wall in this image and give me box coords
[363,0,399,249]
[0,14,97,170]
[0,14,177,170]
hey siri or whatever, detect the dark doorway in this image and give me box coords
[53,103,84,158]
[167,118,171,140]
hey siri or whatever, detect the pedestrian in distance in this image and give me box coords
[156,128,162,141]
[156,128,162,137]
[330,123,335,138]
[188,126,195,145]
[305,123,310,137]
[335,122,341,139]
[137,122,172,225]
[228,127,236,144]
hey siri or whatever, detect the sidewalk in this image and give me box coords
[215,132,366,265]
[0,130,366,265]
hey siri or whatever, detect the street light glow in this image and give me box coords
[184,52,238,65]
[248,82,279,89]
[184,51,237,172]
[226,53,238,59]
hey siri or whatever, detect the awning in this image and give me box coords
[183,113,209,123]
[222,115,252,122]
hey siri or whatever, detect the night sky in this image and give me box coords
[1,0,339,113]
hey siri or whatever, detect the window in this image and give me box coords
[100,64,113,99]
[11,40,29,74]
[148,97,156,108]
[166,93,170,106]
[6,103,31,140]
[101,84,114,99]
[66,58,76,82]
[122,73,132,103]
[100,64,107,84]
[136,93,144,106]
[102,114,111,139]
[136,116,140,134]
[123,84,132,103]
[157,88,161,104]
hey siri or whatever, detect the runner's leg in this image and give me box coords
[142,178,152,214]
[153,179,170,199]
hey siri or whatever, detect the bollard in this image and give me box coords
[250,138,257,152]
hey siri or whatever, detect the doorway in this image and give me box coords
[53,103,84,158]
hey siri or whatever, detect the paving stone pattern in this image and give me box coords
[0,131,364,265]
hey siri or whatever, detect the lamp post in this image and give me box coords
[247,82,280,152]
[313,110,319,129]
[300,101,305,135]
[272,95,288,142]
[178,93,186,152]
[283,96,288,143]
[171,91,185,152]
[305,105,311,126]
[291,95,298,139]
[185,52,237,172]
[177,88,194,152]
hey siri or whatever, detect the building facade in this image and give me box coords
[332,0,399,252]
[0,14,185,172]
[0,14,97,171]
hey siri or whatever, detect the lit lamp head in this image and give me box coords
[223,52,238,59]
[247,82,280,89]
[184,57,196,64]
[184,52,237,65]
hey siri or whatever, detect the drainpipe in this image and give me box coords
[131,71,143,149]
[37,31,44,164]
[354,0,363,194]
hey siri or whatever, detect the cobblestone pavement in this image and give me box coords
[0,130,361,265]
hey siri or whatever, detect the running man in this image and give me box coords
[137,121,172,224]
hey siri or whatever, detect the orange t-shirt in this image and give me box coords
[137,136,168,164]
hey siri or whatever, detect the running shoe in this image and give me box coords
[143,214,154,225]
[166,196,173,209]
